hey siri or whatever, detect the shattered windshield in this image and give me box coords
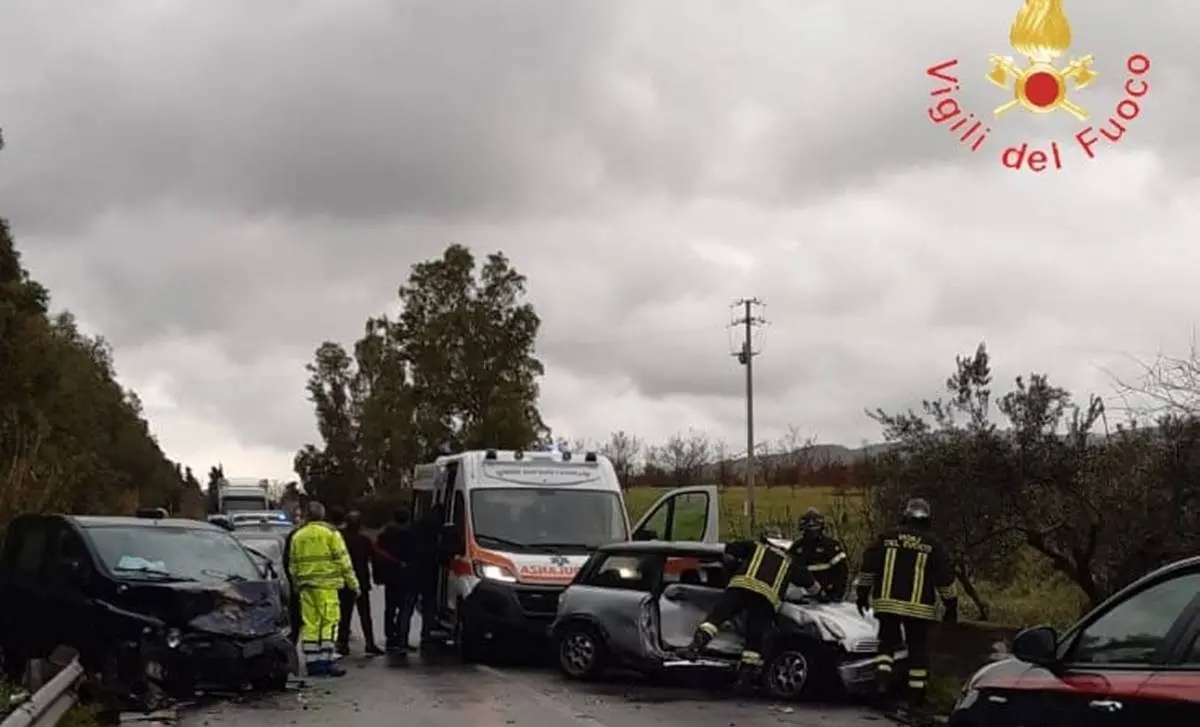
[88,526,262,583]
[469,489,628,553]
[235,536,283,567]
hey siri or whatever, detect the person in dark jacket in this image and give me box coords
[336,510,384,656]
[787,508,850,601]
[375,509,415,651]
[282,512,304,646]
[857,498,958,726]
[411,504,445,647]
[679,532,816,688]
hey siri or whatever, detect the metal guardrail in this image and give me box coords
[0,654,84,727]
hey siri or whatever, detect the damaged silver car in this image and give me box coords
[550,541,905,700]
[0,513,295,710]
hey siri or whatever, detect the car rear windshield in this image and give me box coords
[88,526,262,583]
[470,488,628,553]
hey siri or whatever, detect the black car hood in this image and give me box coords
[113,579,283,638]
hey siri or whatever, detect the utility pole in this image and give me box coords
[730,298,766,533]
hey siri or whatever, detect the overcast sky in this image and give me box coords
[2,0,1198,480]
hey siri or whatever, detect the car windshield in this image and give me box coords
[469,489,628,553]
[89,526,262,583]
[235,536,283,567]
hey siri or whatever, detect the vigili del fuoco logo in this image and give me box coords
[925,0,1150,172]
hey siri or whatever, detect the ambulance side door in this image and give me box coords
[630,486,720,543]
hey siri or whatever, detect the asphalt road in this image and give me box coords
[177,591,888,727]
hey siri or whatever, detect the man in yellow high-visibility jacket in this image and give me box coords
[288,501,360,677]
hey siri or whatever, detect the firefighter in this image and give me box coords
[288,501,360,677]
[855,498,958,726]
[787,508,849,601]
[679,529,817,689]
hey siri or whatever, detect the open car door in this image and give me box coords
[630,485,720,543]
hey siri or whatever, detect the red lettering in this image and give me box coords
[925,59,959,84]
[1074,128,1099,159]
[1100,120,1127,143]
[1116,99,1139,121]
[1127,54,1150,75]
[1026,150,1048,172]
[1124,79,1149,97]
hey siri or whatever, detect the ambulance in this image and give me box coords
[411,448,720,661]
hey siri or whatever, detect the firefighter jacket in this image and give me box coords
[288,521,360,593]
[788,535,849,597]
[725,538,814,608]
[856,525,956,620]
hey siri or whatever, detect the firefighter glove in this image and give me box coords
[855,586,870,617]
[943,598,959,624]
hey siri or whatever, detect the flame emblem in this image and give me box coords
[986,0,1097,120]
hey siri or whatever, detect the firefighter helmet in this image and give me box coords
[902,497,932,523]
[797,507,826,536]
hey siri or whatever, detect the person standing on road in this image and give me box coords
[679,530,816,689]
[337,511,384,656]
[787,508,849,601]
[411,503,445,648]
[375,509,415,651]
[288,501,359,677]
[855,497,958,727]
[281,510,305,646]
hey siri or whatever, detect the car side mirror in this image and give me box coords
[56,558,85,584]
[1012,625,1058,667]
[633,528,658,542]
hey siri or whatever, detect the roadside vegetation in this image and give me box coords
[0,132,205,530]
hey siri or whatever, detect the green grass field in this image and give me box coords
[624,485,1084,630]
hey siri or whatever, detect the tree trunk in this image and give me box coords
[955,566,990,622]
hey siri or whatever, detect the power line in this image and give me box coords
[729,298,766,532]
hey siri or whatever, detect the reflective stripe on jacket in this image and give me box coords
[288,521,360,592]
[728,539,794,608]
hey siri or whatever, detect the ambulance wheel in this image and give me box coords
[456,608,487,664]
[557,622,606,680]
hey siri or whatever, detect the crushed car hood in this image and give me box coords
[113,580,283,638]
[780,599,880,645]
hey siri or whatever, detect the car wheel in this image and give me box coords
[763,640,820,700]
[252,669,289,692]
[557,623,606,680]
[456,608,486,664]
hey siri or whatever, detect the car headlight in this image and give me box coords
[473,561,518,583]
[165,628,183,649]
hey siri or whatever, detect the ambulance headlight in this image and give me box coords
[473,562,518,583]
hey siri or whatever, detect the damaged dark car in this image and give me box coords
[0,513,295,709]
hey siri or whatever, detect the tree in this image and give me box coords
[865,344,1024,619]
[658,430,712,487]
[392,244,546,451]
[601,430,642,488]
[1,193,188,525]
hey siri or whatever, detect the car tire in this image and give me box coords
[252,669,289,692]
[456,607,487,664]
[557,622,606,680]
[762,639,823,701]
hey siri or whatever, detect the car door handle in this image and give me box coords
[1088,700,1122,712]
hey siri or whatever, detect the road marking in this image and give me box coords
[472,664,610,727]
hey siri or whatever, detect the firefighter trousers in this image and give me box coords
[298,587,340,675]
[876,614,931,706]
[693,586,776,666]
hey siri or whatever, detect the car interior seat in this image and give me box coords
[679,569,702,585]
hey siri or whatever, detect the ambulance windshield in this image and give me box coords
[470,489,628,553]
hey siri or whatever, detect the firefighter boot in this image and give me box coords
[678,622,718,660]
[734,651,763,693]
